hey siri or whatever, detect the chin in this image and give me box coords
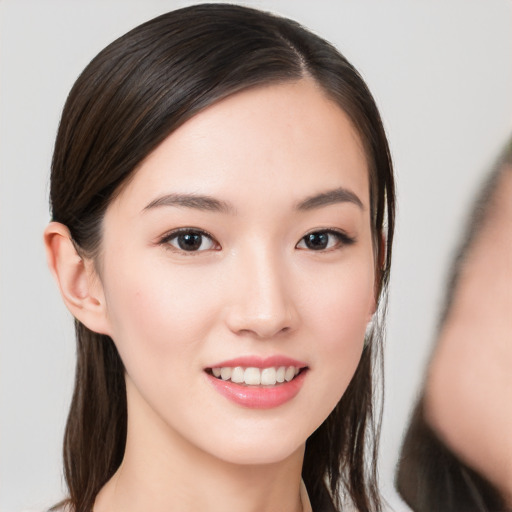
[194,424,308,467]
[214,440,304,466]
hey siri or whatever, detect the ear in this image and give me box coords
[44,222,111,336]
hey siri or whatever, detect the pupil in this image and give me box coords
[306,233,328,250]
[178,233,202,251]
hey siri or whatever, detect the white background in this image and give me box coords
[1,1,511,510]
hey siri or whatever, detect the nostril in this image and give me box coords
[224,285,299,338]
[236,324,292,339]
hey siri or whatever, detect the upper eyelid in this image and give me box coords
[302,227,348,237]
[160,227,349,239]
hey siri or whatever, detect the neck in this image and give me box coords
[94,378,305,512]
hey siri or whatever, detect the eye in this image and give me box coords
[160,228,218,253]
[296,229,354,251]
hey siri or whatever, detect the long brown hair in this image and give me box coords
[49,4,395,511]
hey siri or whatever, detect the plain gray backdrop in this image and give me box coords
[1,1,511,510]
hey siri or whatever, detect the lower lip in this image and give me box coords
[206,370,307,409]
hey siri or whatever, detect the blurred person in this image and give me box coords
[396,138,512,511]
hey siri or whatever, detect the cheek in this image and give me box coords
[301,255,375,408]
[101,255,220,375]
[306,257,375,344]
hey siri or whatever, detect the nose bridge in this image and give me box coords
[226,239,297,338]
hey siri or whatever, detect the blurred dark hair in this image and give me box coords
[396,397,506,512]
[396,138,512,512]
[49,4,395,511]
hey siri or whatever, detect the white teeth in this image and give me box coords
[244,367,261,385]
[211,365,302,385]
[261,367,277,386]
[284,366,296,382]
[231,366,244,384]
[220,367,232,380]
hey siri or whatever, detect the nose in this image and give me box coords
[224,246,299,339]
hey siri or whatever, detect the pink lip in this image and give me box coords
[207,355,307,370]
[206,371,307,409]
[204,355,308,409]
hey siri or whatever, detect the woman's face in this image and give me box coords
[96,79,376,465]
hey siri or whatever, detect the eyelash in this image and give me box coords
[158,228,355,254]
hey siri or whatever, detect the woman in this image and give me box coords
[43,4,395,511]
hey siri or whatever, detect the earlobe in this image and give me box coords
[43,222,111,335]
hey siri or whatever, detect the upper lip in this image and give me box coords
[206,355,307,369]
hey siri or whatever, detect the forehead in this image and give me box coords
[112,78,369,213]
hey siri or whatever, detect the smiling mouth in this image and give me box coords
[206,366,306,386]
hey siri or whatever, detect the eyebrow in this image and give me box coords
[295,187,364,211]
[143,193,236,214]
[142,187,363,215]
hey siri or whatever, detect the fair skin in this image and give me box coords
[45,79,376,512]
[425,167,512,505]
